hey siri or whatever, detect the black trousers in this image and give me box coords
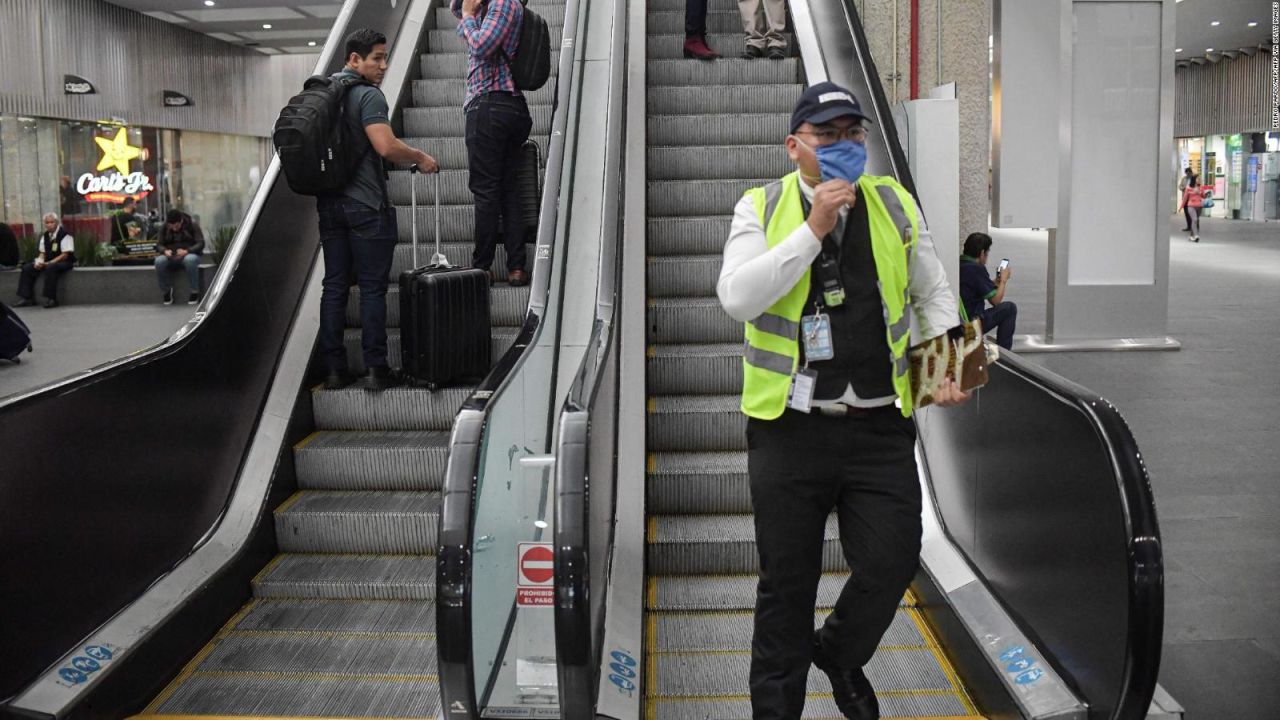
[747,406,922,720]
[18,260,74,301]
[464,92,532,274]
[685,0,708,35]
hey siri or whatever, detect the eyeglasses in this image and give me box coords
[796,126,869,144]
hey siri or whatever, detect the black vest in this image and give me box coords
[43,227,73,259]
[799,194,894,400]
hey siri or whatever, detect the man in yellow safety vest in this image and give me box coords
[716,81,970,720]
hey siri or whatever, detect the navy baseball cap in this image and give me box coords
[789,82,873,133]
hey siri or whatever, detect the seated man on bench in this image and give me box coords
[16,212,75,309]
[154,210,205,305]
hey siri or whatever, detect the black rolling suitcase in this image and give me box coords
[0,300,33,363]
[515,139,542,231]
[398,167,491,388]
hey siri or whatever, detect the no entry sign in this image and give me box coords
[517,542,554,606]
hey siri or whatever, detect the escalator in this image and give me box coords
[639,0,978,716]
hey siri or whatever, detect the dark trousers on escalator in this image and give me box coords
[685,0,708,35]
[464,92,532,274]
[747,407,922,720]
[316,197,398,373]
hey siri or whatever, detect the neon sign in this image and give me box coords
[77,128,154,203]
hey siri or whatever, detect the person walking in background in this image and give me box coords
[1177,167,1194,232]
[316,28,439,391]
[683,0,722,59]
[154,209,206,305]
[15,213,75,309]
[958,232,1017,350]
[453,0,535,285]
[1179,174,1205,243]
[738,0,787,59]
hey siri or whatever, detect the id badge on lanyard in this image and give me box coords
[788,307,834,412]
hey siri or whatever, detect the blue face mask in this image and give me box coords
[815,140,867,184]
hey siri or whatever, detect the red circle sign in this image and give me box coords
[520,545,554,584]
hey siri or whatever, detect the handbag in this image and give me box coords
[907,318,997,409]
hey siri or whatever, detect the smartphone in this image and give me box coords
[997,258,1010,275]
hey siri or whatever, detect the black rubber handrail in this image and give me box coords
[435,0,587,715]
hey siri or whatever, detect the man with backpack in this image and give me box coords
[452,0,535,287]
[315,29,439,390]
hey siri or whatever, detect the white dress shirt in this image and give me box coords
[716,176,959,408]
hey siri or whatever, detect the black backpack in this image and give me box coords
[504,1,552,91]
[273,74,371,196]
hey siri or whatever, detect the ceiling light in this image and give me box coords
[307,41,317,46]
[203,0,214,5]
[1210,21,1220,26]
[534,520,548,528]
[262,23,272,29]
[1248,22,1258,27]
[1176,48,1183,52]
[1205,47,1214,52]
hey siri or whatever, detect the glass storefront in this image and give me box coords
[0,114,269,263]
[1176,133,1280,222]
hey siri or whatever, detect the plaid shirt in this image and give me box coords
[451,0,524,110]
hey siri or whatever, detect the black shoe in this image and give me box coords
[767,46,788,59]
[323,369,354,390]
[42,299,58,309]
[359,365,401,391]
[162,289,174,305]
[742,45,765,59]
[14,298,35,308]
[188,291,201,305]
[812,636,879,720]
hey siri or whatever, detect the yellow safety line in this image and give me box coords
[646,453,657,474]
[907,607,980,715]
[249,554,286,585]
[650,689,969,702]
[646,576,658,609]
[182,670,439,682]
[141,597,252,716]
[646,397,656,414]
[225,629,437,640]
[292,430,321,451]
[646,516,658,544]
[273,490,306,514]
[646,345,657,358]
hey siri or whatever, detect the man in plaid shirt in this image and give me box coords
[452,0,534,287]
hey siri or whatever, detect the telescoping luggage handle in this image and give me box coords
[409,164,447,268]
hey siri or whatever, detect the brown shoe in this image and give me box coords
[507,269,530,287]
[683,35,720,60]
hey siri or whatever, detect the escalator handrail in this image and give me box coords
[436,0,588,714]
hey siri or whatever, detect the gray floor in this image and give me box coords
[989,216,1280,720]
[0,302,195,400]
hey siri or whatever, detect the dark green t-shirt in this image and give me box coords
[332,69,391,211]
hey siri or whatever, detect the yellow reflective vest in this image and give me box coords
[740,171,919,419]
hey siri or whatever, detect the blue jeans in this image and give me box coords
[317,197,398,372]
[980,301,1018,350]
[154,253,201,292]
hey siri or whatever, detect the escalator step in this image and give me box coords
[402,135,548,173]
[646,10,742,34]
[347,282,529,329]
[405,102,554,137]
[274,490,441,554]
[648,179,770,217]
[648,297,739,344]
[650,688,972,719]
[646,450,749,513]
[653,610,927,652]
[646,32,794,59]
[647,573,859,611]
[437,5,566,28]
[648,112,791,146]
[147,674,440,718]
[311,386,474,431]
[647,58,799,87]
[647,394,745,451]
[234,598,436,633]
[420,50,561,80]
[253,554,436,600]
[647,343,742,396]
[647,513,842,574]
[342,325,519,374]
[413,78,558,108]
[648,84,803,115]
[648,146,791,180]
[294,430,450,491]
[647,255,722,297]
[649,649,954,698]
[390,201,479,240]
[195,632,438,675]
[647,216,733,256]
[647,0,741,11]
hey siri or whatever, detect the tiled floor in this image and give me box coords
[988,216,1280,720]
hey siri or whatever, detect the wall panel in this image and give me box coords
[0,0,318,137]
[1175,49,1272,137]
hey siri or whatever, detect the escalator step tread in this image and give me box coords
[654,609,927,653]
[647,215,734,256]
[648,649,955,697]
[646,57,800,87]
[274,490,441,554]
[413,78,558,108]
[646,10,745,34]
[648,178,773,217]
[295,430,450,491]
[341,325,518,375]
[405,101,554,137]
[645,31,794,59]
[146,673,440,718]
[419,50,562,79]
[646,573,914,611]
[647,254,722,297]
[647,84,803,115]
[648,112,792,146]
[649,693,975,719]
[253,554,436,600]
[647,394,746,451]
[233,598,436,634]
[648,146,792,180]
[647,451,749,513]
[310,385,474,432]
[437,5,566,28]
[648,297,741,344]
[647,514,843,575]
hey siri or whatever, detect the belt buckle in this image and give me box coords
[816,404,849,417]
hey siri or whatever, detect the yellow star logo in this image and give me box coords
[94,128,141,175]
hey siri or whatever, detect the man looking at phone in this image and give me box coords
[959,232,1017,350]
